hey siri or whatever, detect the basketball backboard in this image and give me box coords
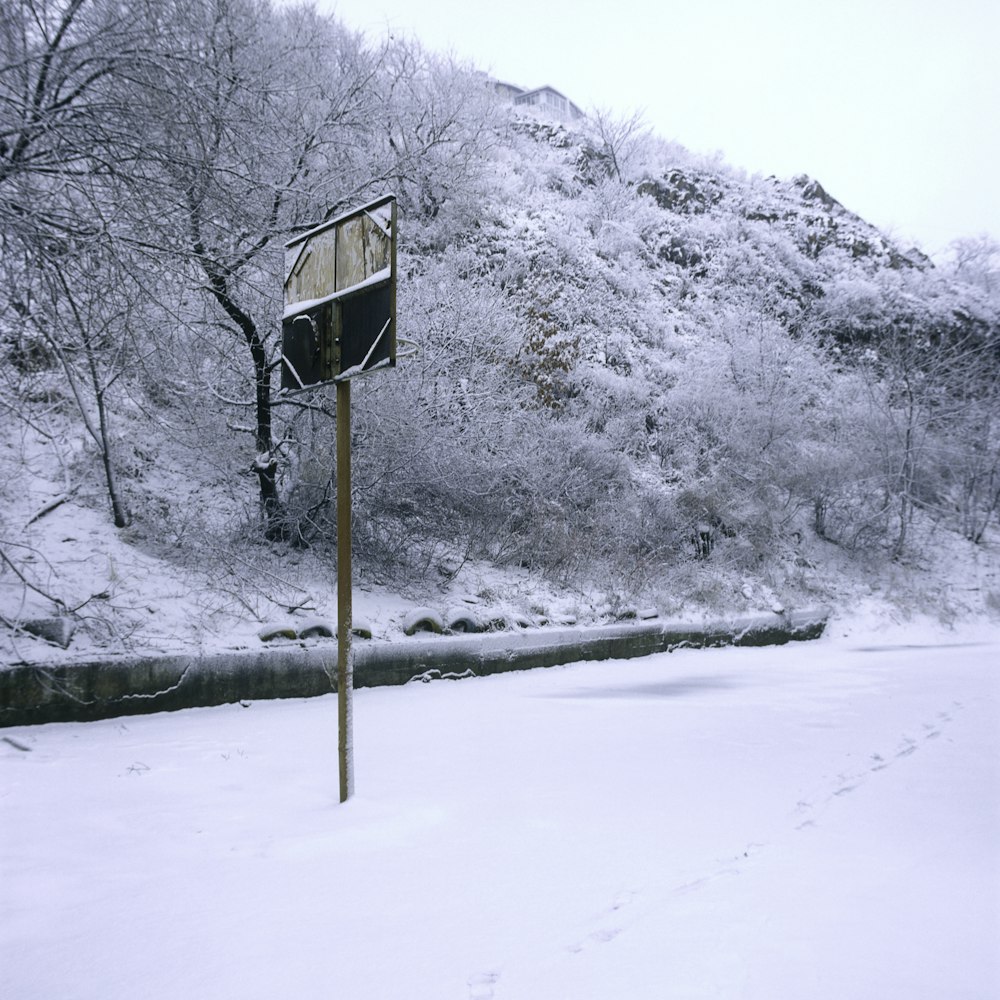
[281,195,397,390]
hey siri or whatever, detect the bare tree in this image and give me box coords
[124,0,378,537]
[0,0,151,245]
[589,107,651,183]
[949,391,1000,544]
[947,235,1000,301]
[809,269,1000,555]
[1,0,162,526]
[28,246,144,526]
[371,40,503,223]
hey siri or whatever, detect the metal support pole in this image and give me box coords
[336,378,354,802]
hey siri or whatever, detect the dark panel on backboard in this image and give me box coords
[340,283,394,375]
[281,306,333,390]
[282,195,396,388]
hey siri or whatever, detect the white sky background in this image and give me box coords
[319,0,1000,259]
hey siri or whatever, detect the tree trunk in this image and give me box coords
[93,381,130,529]
[206,271,286,539]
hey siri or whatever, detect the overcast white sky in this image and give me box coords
[318,0,999,259]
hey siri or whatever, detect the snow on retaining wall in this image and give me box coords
[0,610,828,727]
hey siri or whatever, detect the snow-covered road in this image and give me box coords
[2,618,998,999]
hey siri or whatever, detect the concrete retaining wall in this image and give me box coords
[0,609,828,728]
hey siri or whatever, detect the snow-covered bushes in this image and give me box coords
[3,0,998,625]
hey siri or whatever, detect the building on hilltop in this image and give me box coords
[495,82,585,122]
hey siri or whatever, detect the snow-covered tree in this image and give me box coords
[123,0,377,537]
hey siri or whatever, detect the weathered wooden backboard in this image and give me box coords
[281,195,397,390]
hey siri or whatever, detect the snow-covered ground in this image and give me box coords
[6,417,1000,667]
[1,422,665,663]
[2,614,998,1000]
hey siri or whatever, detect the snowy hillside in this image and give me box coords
[2,0,1000,661]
